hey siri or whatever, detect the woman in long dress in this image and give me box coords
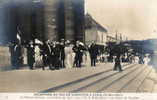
[64,41,74,68]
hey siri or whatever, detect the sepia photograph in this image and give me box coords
[0,0,157,99]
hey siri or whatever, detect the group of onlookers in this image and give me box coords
[35,39,100,70]
[8,38,151,72]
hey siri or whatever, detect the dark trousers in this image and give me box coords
[75,59,82,67]
[91,58,96,66]
[28,61,34,70]
[28,57,35,70]
[27,48,35,70]
[74,54,82,68]
[49,56,54,70]
[42,55,48,70]
[49,56,60,70]
[54,57,60,70]
[61,59,65,68]
[114,62,123,71]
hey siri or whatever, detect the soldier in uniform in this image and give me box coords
[89,41,98,67]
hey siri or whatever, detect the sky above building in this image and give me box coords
[85,0,157,40]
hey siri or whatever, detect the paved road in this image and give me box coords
[0,63,157,93]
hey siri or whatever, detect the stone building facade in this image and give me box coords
[0,0,85,44]
[85,14,108,45]
[41,0,85,42]
[0,0,85,68]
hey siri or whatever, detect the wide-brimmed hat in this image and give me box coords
[65,40,71,45]
[79,42,84,46]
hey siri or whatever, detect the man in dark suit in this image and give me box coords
[113,42,123,72]
[114,54,123,72]
[39,41,51,70]
[53,42,61,70]
[9,42,22,69]
[49,41,61,70]
[26,41,35,70]
[9,42,17,68]
[59,39,65,68]
[89,41,98,66]
[72,41,84,68]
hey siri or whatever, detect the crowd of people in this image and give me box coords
[8,38,151,72]
[33,39,100,70]
[108,52,151,72]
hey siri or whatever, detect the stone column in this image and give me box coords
[64,0,75,41]
[72,0,85,42]
[33,1,45,41]
[43,0,59,41]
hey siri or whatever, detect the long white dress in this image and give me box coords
[134,56,139,64]
[82,52,91,67]
[64,45,74,68]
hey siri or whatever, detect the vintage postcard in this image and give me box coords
[0,0,157,100]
